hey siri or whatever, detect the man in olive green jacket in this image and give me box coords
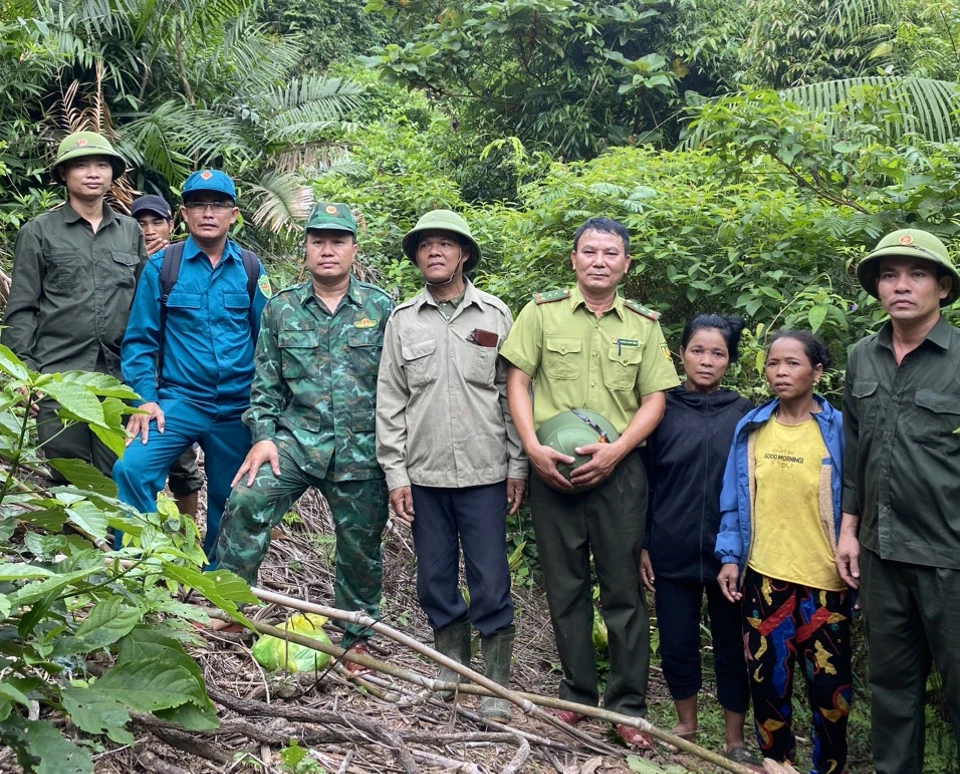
[836,228,960,774]
[2,132,146,479]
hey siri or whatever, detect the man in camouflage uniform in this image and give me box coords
[217,202,393,664]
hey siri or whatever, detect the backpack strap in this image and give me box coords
[157,241,186,378]
[240,248,260,301]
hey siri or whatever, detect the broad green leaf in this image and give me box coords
[116,627,205,684]
[76,596,141,648]
[0,680,32,707]
[64,500,109,541]
[47,459,118,497]
[0,516,15,542]
[155,700,219,731]
[17,507,68,532]
[25,720,94,774]
[40,381,105,427]
[0,564,54,581]
[0,344,29,381]
[161,563,257,628]
[57,371,139,400]
[60,685,135,745]
[0,593,10,620]
[808,305,828,333]
[23,533,67,560]
[10,567,99,606]
[93,658,206,712]
[90,422,128,459]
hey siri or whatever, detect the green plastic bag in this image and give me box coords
[252,613,332,673]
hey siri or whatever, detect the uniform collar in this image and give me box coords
[877,315,952,351]
[62,200,117,227]
[569,285,625,320]
[182,235,242,263]
[420,279,482,311]
[300,275,363,309]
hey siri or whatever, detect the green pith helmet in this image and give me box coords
[306,201,357,235]
[401,209,481,273]
[535,409,620,491]
[858,228,960,307]
[50,132,126,180]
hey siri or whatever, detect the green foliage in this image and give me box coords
[0,348,263,771]
[364,0,678,159]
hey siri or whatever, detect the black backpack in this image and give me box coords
[157,240,260,372]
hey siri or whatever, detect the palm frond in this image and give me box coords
[117,100,247,180]
[208,17,303,88]
[827,0,901,40]
[784,76,960,143]
[241,171,312,235]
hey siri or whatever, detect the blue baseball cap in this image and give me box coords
[182,169,236,202]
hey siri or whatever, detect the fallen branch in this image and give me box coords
[234,588,759,774]
[501,736,531,774]
[149,727,235,766]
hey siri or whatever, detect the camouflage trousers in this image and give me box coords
[217,439,388,647]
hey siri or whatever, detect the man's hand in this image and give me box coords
[836,532,861,590]
[16,386,39,418]
[569,442,623,489]
[640,548,655,592]
[527,442,575,492]
[231,440,281,488]
[389,486,416,524]
[145,235,169,257]
[717,564,742,603]
[506,478,526,515]
[126,402,164,445]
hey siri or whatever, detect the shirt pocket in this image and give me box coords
[45,249,83,292]
[347,331,384,381]
[110,250,139,289]
[603,344,643,391]
[166,291,201,311]
[401,338,439,388]
[911,389,960,449]
[461,341,497,386]
[851,379,879,436]
[278,329,318,380]
[223,291,250,324]
[543,337,582,380]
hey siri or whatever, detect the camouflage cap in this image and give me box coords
[306,202,357,235]
[401,209,481,273]
[182,169,236,202]
[51,131,126,180]
[858,228,960,307]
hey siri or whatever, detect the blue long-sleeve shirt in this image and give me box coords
[121,236,268,405]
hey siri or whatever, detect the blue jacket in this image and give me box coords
[121,236,268,405]
[714,395,844,579]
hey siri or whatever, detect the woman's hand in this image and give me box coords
[717,563,742,603]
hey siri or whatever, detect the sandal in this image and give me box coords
[724,746,762,765]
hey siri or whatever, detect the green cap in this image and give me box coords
[401,209,481,273]
[51,131,126,180]
[535,409,620,491]
[306,201,357,235]
[858,228,960,307]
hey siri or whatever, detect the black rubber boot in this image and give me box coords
[480,626,515,722]
[433,616,471,700]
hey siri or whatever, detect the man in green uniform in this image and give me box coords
[836,228,960,774]
[500,217,679,747]
[2,132,146,479]
[216,202,393,666]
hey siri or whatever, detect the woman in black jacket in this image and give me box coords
[640,314,755,764]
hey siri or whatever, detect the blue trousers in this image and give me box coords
[410,482,514,637]
[113,396,250,563]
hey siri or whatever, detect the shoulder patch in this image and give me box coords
[624,299,660,321]
[257,274,273,299]
[533,289,571,305]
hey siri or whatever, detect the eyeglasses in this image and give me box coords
[183,201,234,213]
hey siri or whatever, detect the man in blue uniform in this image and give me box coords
[114,170,269,563]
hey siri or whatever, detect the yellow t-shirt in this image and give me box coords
[748,417,844,591]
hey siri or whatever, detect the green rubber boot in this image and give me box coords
[480,626,515,722]
[433,616,471,701]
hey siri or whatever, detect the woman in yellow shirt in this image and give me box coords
[715,331,851,774]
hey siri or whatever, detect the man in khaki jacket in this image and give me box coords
[376,209,527,722]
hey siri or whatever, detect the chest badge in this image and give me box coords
[354,317,377,329]
[257,275,272,298]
